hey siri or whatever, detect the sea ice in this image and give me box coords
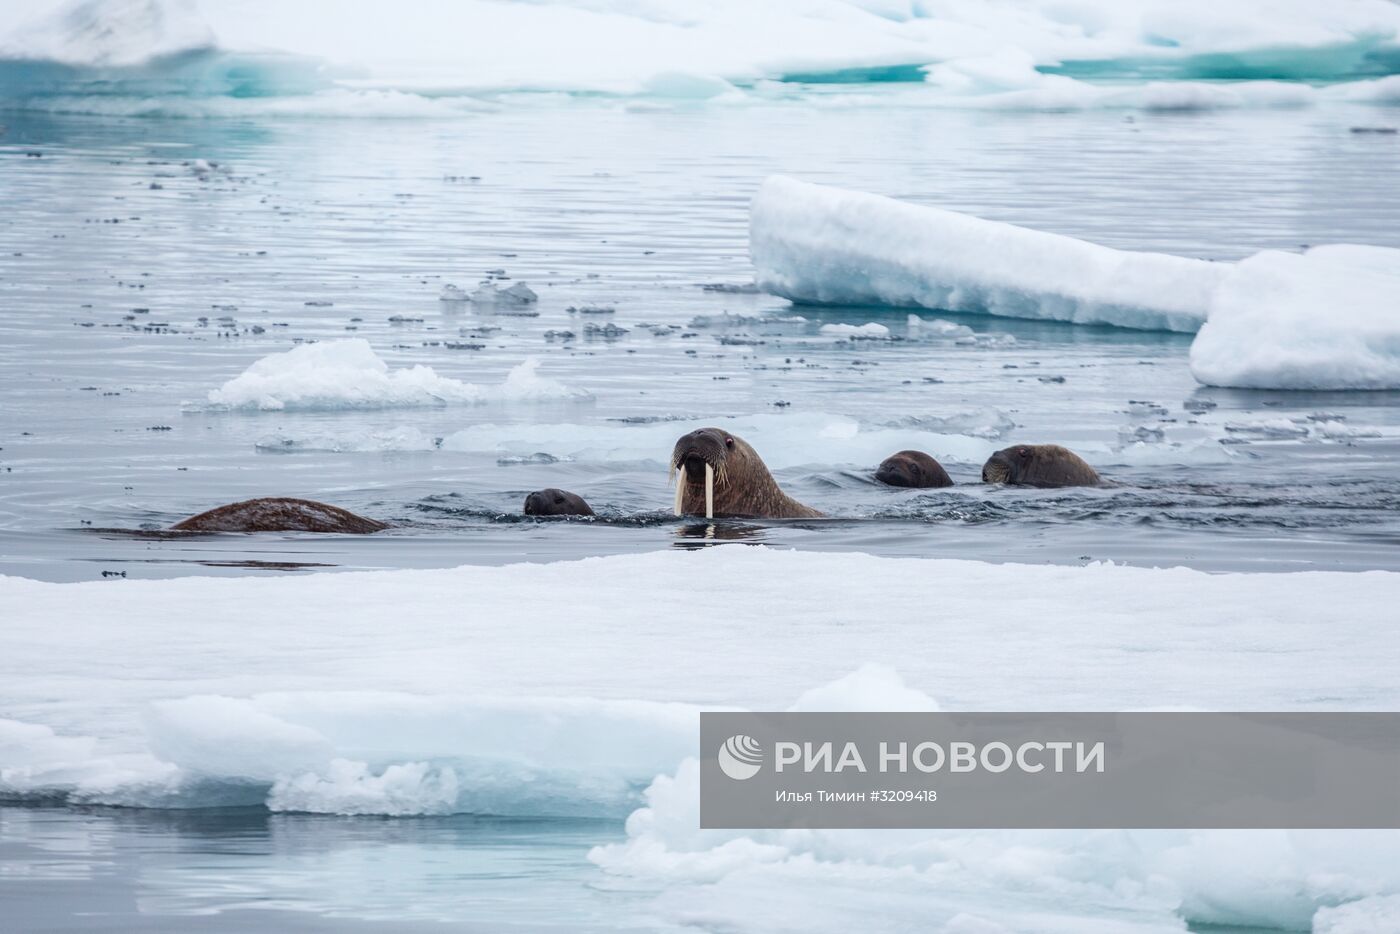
[1190,245,1400,390]
[751,176,1227,332]
[469,280,538,305]
[203,338,584,410]
[4,547,1400,929]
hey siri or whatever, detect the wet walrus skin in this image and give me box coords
[670,428,822,519]
[875,450,953,488]
[524,488,595,517]
[172,497,389,533]
[981,444,1100,488]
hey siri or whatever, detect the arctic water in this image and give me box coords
[4,89,1400,932]
[3,104,1400,581]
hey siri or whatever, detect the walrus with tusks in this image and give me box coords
[875,450,953,488]
[669,428,822,519]
[981,444,1100,488]
[524,488,595,517]
[172,497,389,533]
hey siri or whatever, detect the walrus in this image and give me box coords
[875,450,953,488]
[172,498,389,533]
[524,488,595,517]
[981,444,1100,488]
[669,428,822,519]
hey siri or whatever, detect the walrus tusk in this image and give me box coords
[705,463,714,519]
[674,464,685,516]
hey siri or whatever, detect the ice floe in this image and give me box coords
[202,339,586,410]
[4,545,1400,929]
[1190,245,1400,391]
[752,176,1227,333]
[756,178,1400,391]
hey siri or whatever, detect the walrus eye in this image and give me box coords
[1018,448,1031,459]
[724,437,734,448]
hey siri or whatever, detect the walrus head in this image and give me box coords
[982,444,1100,488]
[875,450,953,489]
[524,488,595,517]
[669,428,823,520]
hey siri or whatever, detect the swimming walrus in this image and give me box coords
[524,488,595,517]
[981,444,1100,488]
[669,428,822,519]
[875,450,953,488]
[172,497,389,533]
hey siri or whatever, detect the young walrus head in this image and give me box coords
[523,488,595,517]
[875,450,953,488]
[982,444,1100,488]
[669,428,823,519]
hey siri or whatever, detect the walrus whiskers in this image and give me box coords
[674,464,686,516]
[705,463,714,519]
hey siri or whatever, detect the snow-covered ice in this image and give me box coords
[755,178,1400,391]
[1190,245,1400,391]
[3,547,1400,930]
[202,338,585,410]
[751,176,1228,332]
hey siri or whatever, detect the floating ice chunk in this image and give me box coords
[203,339,584,410]
[187,157,230,177]
[1190,245,1400,390]
[470,280,537,305]
[752,176,1226,333]
[819,322,890,339]
[439,283,468,301]
[907,315,976,338]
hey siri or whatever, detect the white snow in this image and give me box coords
[751,176,1228,333]
[3,547,1400,930]
[1190,245,1400,391]
[202,339,586,410]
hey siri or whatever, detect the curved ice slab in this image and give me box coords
[751,176,1228,333]
[1191,245,1400,390]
